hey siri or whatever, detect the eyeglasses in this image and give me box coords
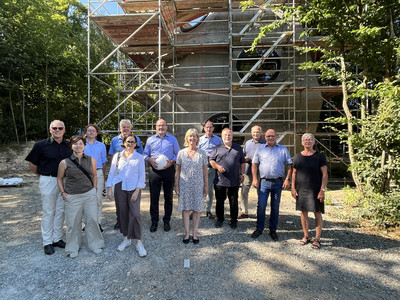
[126,141,136,144]
[266,135,276,138]
[51,127,64,131]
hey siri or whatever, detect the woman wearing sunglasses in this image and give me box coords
[106,134,147,257]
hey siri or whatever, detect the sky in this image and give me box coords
[79,0,121,15]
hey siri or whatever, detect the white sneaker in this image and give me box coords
[136,241,147,257]
[93,248,102,254]
[117,237,132,251]
[69,252,78,259]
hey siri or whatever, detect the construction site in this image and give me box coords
[87,0,351,178]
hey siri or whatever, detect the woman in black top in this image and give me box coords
[291,133,328,249]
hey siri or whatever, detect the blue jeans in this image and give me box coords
[256,179,283,231]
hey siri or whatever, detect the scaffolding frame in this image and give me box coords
[87,0,345,157]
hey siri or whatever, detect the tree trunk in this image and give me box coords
[45,61,49,136]
[9,70,19,144]
[21,73,28,145]
[340,54,363,194]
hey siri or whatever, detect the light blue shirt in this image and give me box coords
[84,140,108,169]
[109,134,144,155]
[198,134,222,157]
[106,151,146,191]
[243,138,266,174]
[143,133,180,161]
[252,143,292,179]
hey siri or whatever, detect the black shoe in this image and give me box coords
[229,221,237,229]
[215,220,223,228]
[251,229,263,238]
[150,223,158,232]
[270,230,278,241]
[82,227,85,232]
[99,224,104,233]
[114,222,120,230]
[164,222,171,232]
[183,237,190,244]
[193,238,199,244]
[52,240,66,248]
[206,212,215,219]
[44,244,55,255]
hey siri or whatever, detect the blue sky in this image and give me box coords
[79,0,121,15]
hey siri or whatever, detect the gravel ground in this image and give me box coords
[1,172,400,300]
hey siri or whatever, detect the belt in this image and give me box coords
[261,177,283,182]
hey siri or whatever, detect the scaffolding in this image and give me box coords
[87,0,345,158]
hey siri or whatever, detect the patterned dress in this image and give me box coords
[176,148,208,212]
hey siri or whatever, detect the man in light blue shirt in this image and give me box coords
[109,119,144,155]
[251,129,292,241]
[84,124,108,232]
[143,118,180,232]
[239,125,266,219]
[198,120,222,219]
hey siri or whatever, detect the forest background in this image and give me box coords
[1,0,399,228]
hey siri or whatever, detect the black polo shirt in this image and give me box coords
[25,137,72,176]
[210,143,245,187]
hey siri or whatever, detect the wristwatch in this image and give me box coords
[241,174,245,176]
[321,188,326,192]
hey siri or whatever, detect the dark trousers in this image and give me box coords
[214,185,239,223]
[114,182,142,240]
[149,165,175,224]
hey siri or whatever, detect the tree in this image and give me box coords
[0,0,120,143]
[241,0,400,226]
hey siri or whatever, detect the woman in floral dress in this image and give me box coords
[175,128,208,244]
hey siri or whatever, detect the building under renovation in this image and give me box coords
[87,0,347,167]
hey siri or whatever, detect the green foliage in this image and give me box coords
[240,0,400,227]
[362,188,400,228]
[352,81,400,192]
[0,0,141,143]
[343,185,361,207]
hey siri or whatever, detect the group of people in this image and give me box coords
[26,118,328,258]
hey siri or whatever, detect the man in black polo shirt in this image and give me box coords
[26,120,72,255]
[210,128,246,229]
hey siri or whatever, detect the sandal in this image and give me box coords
[299,236,311,245]
[311,239,321,249]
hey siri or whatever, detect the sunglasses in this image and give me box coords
[51,127,64,131]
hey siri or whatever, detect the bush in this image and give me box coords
[363,189,400,228]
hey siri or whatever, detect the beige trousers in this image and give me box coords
[64,188,104,254]
[39,175,64,246]
[96,170,104,224]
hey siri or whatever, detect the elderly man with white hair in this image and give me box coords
[26,120,72,255]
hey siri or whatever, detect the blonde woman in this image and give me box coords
[174,129,208,244]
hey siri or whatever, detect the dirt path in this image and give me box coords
[0,172,399,300]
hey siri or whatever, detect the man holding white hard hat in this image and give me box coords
[143,118,180,232]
